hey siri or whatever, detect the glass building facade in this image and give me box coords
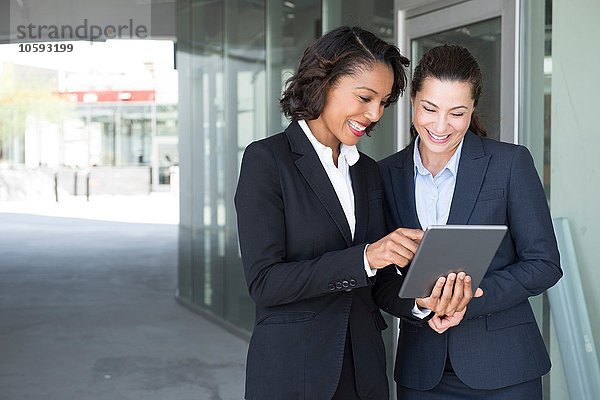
[175,1,398,389]
[176,0,396,332]
[176,1,600,398]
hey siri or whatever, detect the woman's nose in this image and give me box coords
[434,114,447,133]
[364,103,384,122]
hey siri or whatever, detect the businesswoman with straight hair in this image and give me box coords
[235,28,475,400]
[376,44,563,399]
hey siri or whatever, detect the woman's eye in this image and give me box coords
[451,113,465,117]
[359,96,371,102]
[423,106,434,112]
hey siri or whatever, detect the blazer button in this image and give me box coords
[335,282,343,290]
[342,280,349,288]
[329,283,336,291]
[349,279,357,287]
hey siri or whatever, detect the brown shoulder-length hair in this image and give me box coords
[410,44,487,138]
[280,26,410,122]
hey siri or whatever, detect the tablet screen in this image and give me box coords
[398,225,507,298]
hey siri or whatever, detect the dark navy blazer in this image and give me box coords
[235,121,391,400]
[375,131,562,390]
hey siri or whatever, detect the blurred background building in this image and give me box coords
[0,40,178,198]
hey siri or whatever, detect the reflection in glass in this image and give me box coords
[543,0,552,198]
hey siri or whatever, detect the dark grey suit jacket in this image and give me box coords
[235,121,391,400]
[376,131,562,390]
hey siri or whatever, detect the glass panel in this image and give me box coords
[411,17,502,141]
[177,0,321,332]
[519,3,552,394]
[543,0,552,198]
[176,0,193,303]
[223,0,268,330]
[266,0,322,135]
[188,0,225,315]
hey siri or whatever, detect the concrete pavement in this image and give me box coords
[0,207,247,400]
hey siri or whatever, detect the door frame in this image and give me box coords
[395,0,518,149]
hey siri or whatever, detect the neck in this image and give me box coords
[418,142,454,177]
[306,119,341,166]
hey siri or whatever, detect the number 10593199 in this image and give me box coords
[19,43,74,53]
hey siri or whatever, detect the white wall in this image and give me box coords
[550,0,600,397]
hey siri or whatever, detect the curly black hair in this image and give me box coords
[280,26,410,122]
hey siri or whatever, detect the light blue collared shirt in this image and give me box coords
[413,137,464,229]
[410,137,464,318]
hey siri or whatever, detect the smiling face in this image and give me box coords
[306,62,394,151]
[412,77,475,165]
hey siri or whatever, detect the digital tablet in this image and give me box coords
[397,225,508,298]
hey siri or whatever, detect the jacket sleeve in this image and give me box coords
[372,264,425,323]
[234,141,371,308]
[464,145,562,319]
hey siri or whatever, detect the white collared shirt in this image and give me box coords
[298,120,375,277]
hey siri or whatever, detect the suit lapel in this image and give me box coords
[447,132,491,224]
[350,163,367,245]
[390,142,421,230]
[285,122,353,247]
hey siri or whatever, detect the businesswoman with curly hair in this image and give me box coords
[235,28,476,400]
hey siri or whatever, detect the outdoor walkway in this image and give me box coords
[0,195,247,400]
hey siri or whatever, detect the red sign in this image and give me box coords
[59,90,156,103]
